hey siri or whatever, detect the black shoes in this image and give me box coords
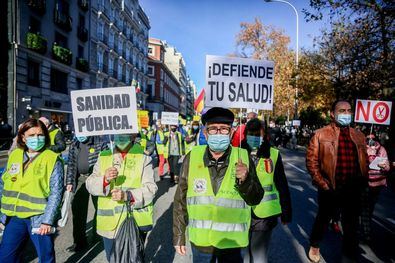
[66,243,88,253]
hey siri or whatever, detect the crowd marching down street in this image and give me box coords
[0,97,394,263]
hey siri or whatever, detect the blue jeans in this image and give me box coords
[102,237,114,262]
[0,217,55,263]
[192,245,243,263]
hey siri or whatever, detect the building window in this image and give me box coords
[118,39,122,54]
[50,68,68,94]
[109,57,114,74]
[147,66,154,77]
[27,60,40,87]
[79,14,85,27]
[97,49,103,70]
[78,45,84,58]
[76,78,83,90]
[97,21,104,39]
[29,17,41,33]
[109,31,114,48]
[148,47,153,55]
[55,31,68,47]
[96,78,102,88]
[118,63,122,80]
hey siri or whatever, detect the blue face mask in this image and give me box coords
[246,135,262,149]
[336,114,352,126]
[114,134,131,150]
[207,134,230,152]
[26,136,46,151]
[76,136,88,142]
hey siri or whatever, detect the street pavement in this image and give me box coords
[2,147,394,262]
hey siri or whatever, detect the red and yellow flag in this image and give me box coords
[194,89,205,114]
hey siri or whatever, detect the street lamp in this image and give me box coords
[264,0,299,119]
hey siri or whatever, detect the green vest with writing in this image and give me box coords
[49,128,60,146]
[252,148,281,218]
[96,144,153,232]
[187,146,251,249]
[1,148,58,218]
[164,131,183,159]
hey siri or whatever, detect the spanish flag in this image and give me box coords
[194,89,205,114]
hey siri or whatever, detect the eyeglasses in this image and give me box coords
[206,126,231,135]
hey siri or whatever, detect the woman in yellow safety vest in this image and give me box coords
[241,118,292,263]
[86,133,157,262]
[0,118,64,262]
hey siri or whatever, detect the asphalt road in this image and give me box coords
[2,147,394,262]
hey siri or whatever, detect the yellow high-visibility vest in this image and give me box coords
[252,147,281,218]
[163,131,183,159]
[96,144,153,232]
[187,146,251,249]
[1,148,58,218]
[49,128,60,146]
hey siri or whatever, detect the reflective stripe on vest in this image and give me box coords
[252,147,282,218]
[186,146,251,249]
[96,144,153,232]
[1,148,58,218]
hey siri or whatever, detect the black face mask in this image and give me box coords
[171,128,177,132]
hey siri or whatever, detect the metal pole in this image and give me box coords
[264,0,299,118]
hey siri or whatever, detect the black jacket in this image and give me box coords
[66,136,108,190]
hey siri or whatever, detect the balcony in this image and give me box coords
[78,0,89,12]
[52,44,72,65]
[54,10,72,32]
[76,57,89,72]
[27,0,46,15]
[78,26,88,42]
[26,32,47,54]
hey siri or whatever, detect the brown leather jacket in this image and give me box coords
[306,123,368,190]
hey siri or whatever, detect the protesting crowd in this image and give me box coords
[0,98,393,263]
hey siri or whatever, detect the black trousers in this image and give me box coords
[168,155,180,180]
[72,175,98,246]
[310,182,361,257]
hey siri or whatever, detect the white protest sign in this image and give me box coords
[70,86,139,136]
[161,112,179,125]
[205,55,275,110]
[354,99,392,125]
[292,120,301,126]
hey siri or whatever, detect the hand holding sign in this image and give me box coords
[104,167,118,183]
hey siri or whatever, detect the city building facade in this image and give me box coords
[163,43,187,118]
[91,0,150,109]
[147,38,181,117]
[7,0,92,132]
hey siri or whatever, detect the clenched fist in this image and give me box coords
[235,159,248,184]
[111,188,126,202]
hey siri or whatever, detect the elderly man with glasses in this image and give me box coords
[173,107,264,263]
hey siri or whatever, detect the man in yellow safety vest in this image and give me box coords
[173,107,264,263]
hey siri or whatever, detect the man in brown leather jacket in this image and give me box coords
[306,100,368,263]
